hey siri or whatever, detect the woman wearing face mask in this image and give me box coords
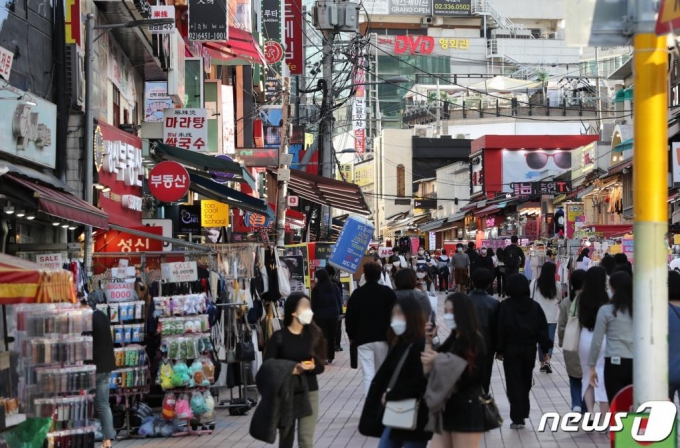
[263,292,326,448]
[421,293,487,448]
[359,296,432,447]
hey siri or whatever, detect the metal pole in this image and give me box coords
[320,29,334,240]
[275,81,291,247]
[436,78,441,136]
[632,1,668,407]
[595,47,602,130]
[83,13,95,277]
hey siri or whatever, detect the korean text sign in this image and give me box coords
[94,227,164,253]
[163,108,208,152]
[284,0,303,75]
[161,261,199,283]
[149,6,176,34]
[188,0,228,41]
[148,161,190,202]
[328,216,375,274]
[0,45,14,81]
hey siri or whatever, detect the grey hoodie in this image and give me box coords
[424,352,468,434]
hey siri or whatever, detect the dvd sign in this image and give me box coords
[394,36,434,55]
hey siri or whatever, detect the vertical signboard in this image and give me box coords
[188,0,228,41]
[221,85,235,154]
[353,59,366,156]
[262,0,283,103]
[149,6,176,33]
[65,0,81,46]
[163,108,208,151]
[284,0,303,75]
[565,202,585,239]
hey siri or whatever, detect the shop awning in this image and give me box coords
[189,174,271,216]
[153,143,244,177]
[0,253,76,304]
[0,161,72,190]
[419,218,448,232]
[448,211,467,222]
[283,169,372,215]
[587,224,633,238]
[267,203,306,228]
[607,161,632,176]
[5,174,109,228]
[204,28,265,65]
[476,202,507,217]
[459,203,479,213]
[108,224,212,252]
[613,138,633,153]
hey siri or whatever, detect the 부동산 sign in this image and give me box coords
[188,0,228,41]
[328,216,374,274]
[433,0,471,16]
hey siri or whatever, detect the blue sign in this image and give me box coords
[210,155,236,183]
[328,216,375,274]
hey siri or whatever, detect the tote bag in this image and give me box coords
[274,249,291,298]
[562,297,581,352]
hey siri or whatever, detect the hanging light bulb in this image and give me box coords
[68,224,76,230]
[15,210,25,218]
[26,215,35,220]
[52,221,61,226]
[61,223,69,229]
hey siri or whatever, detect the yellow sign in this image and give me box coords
[337,164,353,181]
[674,234,680,245]
[609,244,623,254]
[657,0,680,35]
[438,38,469,50]
[201,200,229,227]
[354,162,374,187]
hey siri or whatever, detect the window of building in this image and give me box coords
[396,164,405,197]
[112,86,121,127]
[123,109,129,125]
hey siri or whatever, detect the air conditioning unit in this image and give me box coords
[65,44,85,108]
[414,125,434,138]
[455,133,470,139]
[421,17,433,27]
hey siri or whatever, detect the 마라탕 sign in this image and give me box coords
[163,108,208,152]
[36,254,63,269]
[161,261,198,283]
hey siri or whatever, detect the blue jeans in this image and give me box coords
[538,323,557,362]
[96,372,116,441]
[378,428,427,448]
[670,382,680,402]
[569,376,585,411]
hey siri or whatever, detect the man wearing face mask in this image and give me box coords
[451,243,471,293]
[468,268,500,394]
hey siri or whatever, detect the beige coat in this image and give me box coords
[557,295,583,378]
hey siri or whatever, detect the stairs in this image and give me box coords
[472,0,534,37]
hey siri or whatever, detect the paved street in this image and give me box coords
[117,293,611,448]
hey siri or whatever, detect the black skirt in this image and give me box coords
[441,385,486,432]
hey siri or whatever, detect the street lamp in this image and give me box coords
[82,14,174,275]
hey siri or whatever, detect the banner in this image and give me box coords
[188,0,228,41]
[353,58,366,156]
[284,0,303,75]
[433,0,471,16]
[565,202,585,239]
[163,108,208,151]
[262,0,283,103]
[144,82,173,122]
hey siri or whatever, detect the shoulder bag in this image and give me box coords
[479,393,503,431]
[562,296,581,352]
[274,249,291,298]
[382,344,419,430]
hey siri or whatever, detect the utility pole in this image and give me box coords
[633,0,668,408]
[436,78,441,136]
[275,78,291,247]
[320,29,334,239]
[83,13,95,277]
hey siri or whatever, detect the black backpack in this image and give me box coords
[505,245,520,268]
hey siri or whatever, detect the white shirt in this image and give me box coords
[576,256,592,271]
[530,279,562,323]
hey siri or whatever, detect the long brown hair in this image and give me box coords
[387,295,426,346]
[439,293,484,372]
[283,292,327,361]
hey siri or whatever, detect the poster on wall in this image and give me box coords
[565,202,585,239]
[188,0,228,41]
[279,255,306,293]
[163,108,208,151]
[284,244,311,290]
[502,150,572,192]
[144,82,173,122]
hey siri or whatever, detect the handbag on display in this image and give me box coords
[235,330,256,362]
[480,393,503,431]
[225,310,237,364]
[562,297,581,352]
[382,344,419,430]
[275,249,291,298]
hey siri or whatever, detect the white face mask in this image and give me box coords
[297,308,314,325]
[457,248,463,253]
[416,272,427,279]
[391,319,407,336]
[392,261,400,267]
[444,313,456,330]
[418,251,424,256]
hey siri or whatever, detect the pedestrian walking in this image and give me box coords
[496,274,552,429]
[503,236,525,277]
[311,269,342,364]
[530,262,562,373]
[421,293,488,448]
[451,244,470,293]
[589,271,634,403]
[437,249,451,292]
[325,265,345,353]
[557,269,587,413]
[359,296,432,448]
[359,259,393,288]
[346,262,398,395]
[260,293,326,448]
[416,264,437,319]
[577,266,609,417]
[471,248,494,292]
[466,242,480,267]
[468,268,500,394]
[81,296,116,448]
[494,248,506,297]
[394,268,433,319]
[576,248,592,271]
[668,270,680,401]
[426,259,440,292]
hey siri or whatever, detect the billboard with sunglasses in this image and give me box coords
[502,150,572,192]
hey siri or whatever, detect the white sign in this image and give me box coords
[149,6,176,34]
[221,85,235,154]
[288,196,299,207]
[672,142,680,185]
[163,108,208,152]
[143,219,173,251]
[161,261,198,283]
[378,246,394,258]
[106,280,136,302]
[429,232,437,251]
[0,45,14,81]
[36,253,63,269]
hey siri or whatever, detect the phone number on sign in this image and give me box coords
[433,3,470,10]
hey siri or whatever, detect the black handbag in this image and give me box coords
[236,330,256,361]
[480,393,503,431]
[350,341,358,369]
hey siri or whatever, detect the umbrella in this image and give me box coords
[0,253,76,304]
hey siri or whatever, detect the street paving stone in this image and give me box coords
[116,292,614,448]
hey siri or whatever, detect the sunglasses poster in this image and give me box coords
[502,150,572,190]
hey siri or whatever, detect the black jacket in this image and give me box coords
[497,296,553,355]
[471,255,494,276]
[468,289,500,355]
[250,358,313,443]
[359,338,432,442]
[466,249,480,267]
[345,281,397,346]
[311,281,342,320]
[92,309,115,374]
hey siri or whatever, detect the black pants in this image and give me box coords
[505,267,520,278]
[335,318,342,349]
[316,316,337,362]
[495,269,505,296]
[482,351,495,394]
[503,344,536,425]
[604,357,633,403]
[439,269,449,291]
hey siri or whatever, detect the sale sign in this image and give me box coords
[36,253,63,269]
[163,108,208,152]
[161,261,198,283]
[148,161,190,202]
[106,281,136,302]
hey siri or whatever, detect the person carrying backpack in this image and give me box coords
[504,236,525,277]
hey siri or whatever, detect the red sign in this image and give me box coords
[355,129,365,155]
[148,161,190,202]
[394,35,434,55]
[284,0,303,74]
[264,41,284,64]
[94,227,164,253]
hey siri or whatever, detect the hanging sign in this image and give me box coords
[201,200,229,227]
[284,0,303,74]
[148,161,190,202]
[106,281,136,302]
[149,6,175,34]
[188,0,228,41]
[328,216,375,273]
[0,45,14,81]
[163,108,208,152]
[161,261,198,283]
[36,253,63,269]
[378,246,394,258]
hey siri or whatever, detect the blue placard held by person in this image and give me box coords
[328,216,375,274]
